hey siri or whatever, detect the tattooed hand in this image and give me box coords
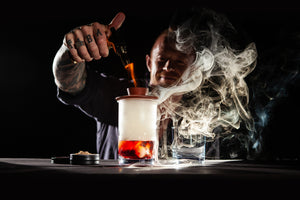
[64,12,126,62]
[52,12,126,95]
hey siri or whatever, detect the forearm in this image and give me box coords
[53,45,87,95]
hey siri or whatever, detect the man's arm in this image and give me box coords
[52,12,126,95]
[53,45,87,95]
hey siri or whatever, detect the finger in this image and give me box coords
[93,22,109,57]
[81,25,101,60]
[108,12,126,30]
[64,32,83,63]
[73,29,93,62]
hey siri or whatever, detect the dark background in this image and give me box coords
[0,1,299,160]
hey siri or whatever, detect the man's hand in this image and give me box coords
[63,12,126,63]
[53,12,126,95]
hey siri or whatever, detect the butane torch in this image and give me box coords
[107,28,137,87]
[107,28,131,67]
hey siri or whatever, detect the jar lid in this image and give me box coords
[116,87,158,101]
[116,95,158,101]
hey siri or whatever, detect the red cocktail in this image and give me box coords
[118,140,154,160]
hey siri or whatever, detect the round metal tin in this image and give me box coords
[70,153,100,165]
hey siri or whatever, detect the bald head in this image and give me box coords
[146,29,196,87]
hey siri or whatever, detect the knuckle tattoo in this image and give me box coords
[86,34,93,43]
[75,38,85,48]
[95,28,103,37]
[66,39,74,49]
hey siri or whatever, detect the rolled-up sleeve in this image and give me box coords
[57,66,130,126]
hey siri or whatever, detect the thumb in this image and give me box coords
[108,12,126,30]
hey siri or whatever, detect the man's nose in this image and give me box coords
[162,60,174,71]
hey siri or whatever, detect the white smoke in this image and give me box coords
[151,10,257,144]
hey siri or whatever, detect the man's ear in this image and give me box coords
[146,54,151,72]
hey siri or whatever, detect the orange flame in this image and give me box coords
[125,63,137,87]
[107,39,137,87]
[107,40,117,53]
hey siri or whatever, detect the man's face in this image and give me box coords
[146,32,195,88]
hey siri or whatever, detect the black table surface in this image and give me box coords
[1,158,299,196]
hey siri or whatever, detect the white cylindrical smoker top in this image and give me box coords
[116,87,158,141]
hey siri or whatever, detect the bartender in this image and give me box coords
[52,12,196,159]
